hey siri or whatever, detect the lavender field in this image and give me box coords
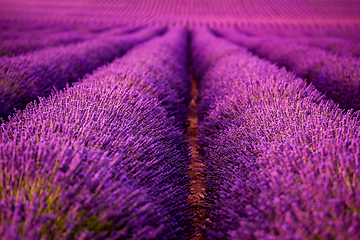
[0,0,360,239]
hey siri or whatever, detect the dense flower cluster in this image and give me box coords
[0,27,191,239]
[192,28,360,239]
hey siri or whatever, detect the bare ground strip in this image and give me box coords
[187,73,208,240]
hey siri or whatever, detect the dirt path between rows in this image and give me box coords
[187,74,208,240]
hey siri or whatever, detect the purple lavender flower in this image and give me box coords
[0,27,192,239]
[192,27,360,239]
[213,27,360,110]
[0,26,166,119]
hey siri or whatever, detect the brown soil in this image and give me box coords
[187,75,208,240]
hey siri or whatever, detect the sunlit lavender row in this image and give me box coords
[0,27,192,239]
[192,28,360,239]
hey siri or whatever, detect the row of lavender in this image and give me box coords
[0,25,142,57]
[0,28,192,239]
[192,28,360,239]
[213,28,360,111]
[237,27,360,57]
[0,26,164,119]
[237,25,360,43]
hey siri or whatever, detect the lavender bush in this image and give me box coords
[0,26,166,119]
[191,28,360,239]
[0,22,77,40]
[0,31,94,57]
[213,28,360,110]
[236,26,360,43]
[236,27,360,58]
[89,27,191,127]
[0,26,143,57]
[0,27,192,239]
[0,141,163,239]
[272,36,360,58]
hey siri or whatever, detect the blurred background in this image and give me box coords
[0,0,359,28]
